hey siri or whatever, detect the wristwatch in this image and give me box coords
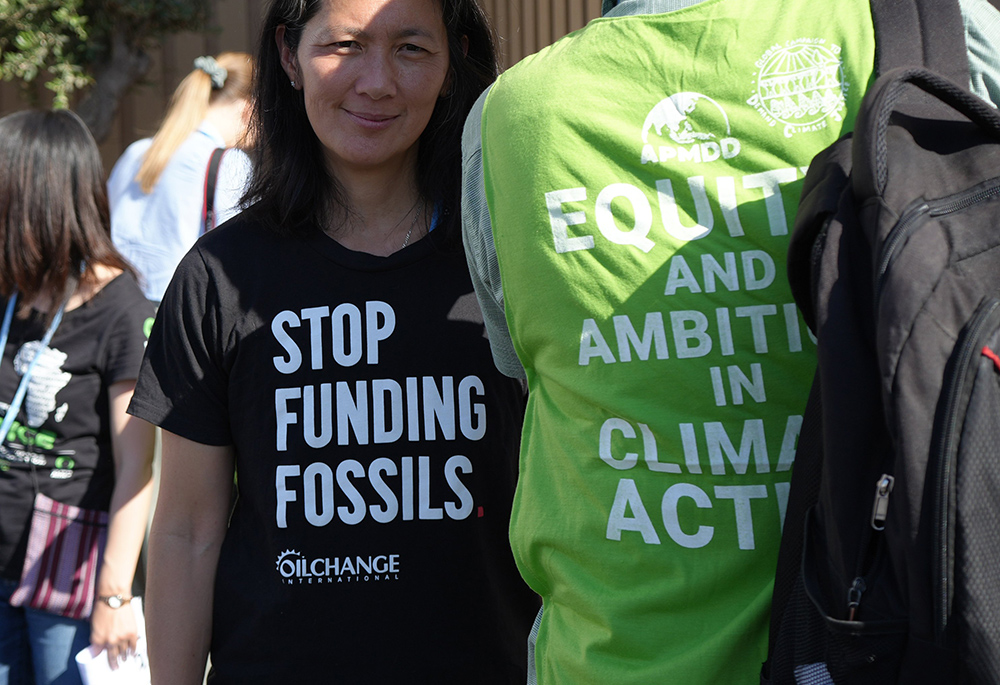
[97,594,132,609]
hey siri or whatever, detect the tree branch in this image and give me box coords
[75,31,150,142]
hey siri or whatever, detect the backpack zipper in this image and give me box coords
[847,576,867,621]
[874,179,1000,307]
[871,474,895,531]
[931,297,1000,641]
[846,473,895,621]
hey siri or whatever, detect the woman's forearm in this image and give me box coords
[90,472,154,662]
[96,457,154,600]
[90,380,156,662]
[147,431,234,685]
[146,525,223,683]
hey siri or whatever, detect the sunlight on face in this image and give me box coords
[284,0,451,179]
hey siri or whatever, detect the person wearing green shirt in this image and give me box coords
[461,0,1000,682]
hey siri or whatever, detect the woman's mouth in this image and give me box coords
[346,110,397,129]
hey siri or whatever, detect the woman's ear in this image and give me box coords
[276,25,300,88]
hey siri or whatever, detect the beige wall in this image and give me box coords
[485,0,603,65]
[0,0,602,171]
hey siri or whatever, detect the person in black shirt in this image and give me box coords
[128,0,539,682]
[0,109,155,684]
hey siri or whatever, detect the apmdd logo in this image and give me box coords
[641,92,741,165]
[275,549,401,585]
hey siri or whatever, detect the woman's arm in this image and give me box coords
[90,379,156,665]
[146,429,234,685]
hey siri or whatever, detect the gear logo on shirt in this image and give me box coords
[748,38,849,138]
[640,92,741,166]
[12,341,71,428]
[275,549,401,585]
[276,549,302,576]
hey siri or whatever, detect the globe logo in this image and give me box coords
[752,43,847,131]
[642,92,731,147]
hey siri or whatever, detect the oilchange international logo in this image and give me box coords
[748,38,848,138]
[275,549,401,585]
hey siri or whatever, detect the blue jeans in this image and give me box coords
[0,578,89,685]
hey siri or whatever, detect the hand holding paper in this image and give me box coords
[76,597,150,685]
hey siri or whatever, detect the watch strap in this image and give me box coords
[98,594,133,608]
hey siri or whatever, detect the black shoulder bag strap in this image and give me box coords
[202,147,228,234]
[872,0,969,81]
[764,0,973,672]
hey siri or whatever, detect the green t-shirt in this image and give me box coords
[478,0,875,682]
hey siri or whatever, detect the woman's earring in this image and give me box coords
[290,79,297,89]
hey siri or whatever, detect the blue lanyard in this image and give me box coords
[0,292,69,444]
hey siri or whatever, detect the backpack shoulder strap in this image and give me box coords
[785,0,972,515]
[853,66,1000,199]
[871,0,969,83]
[765,369,824,655]
[765,2,971,676]
[202,147,228,234]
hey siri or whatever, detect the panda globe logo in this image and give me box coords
[639,92,741,166]
[642,92,731,146]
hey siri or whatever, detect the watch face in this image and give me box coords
[106,596,123,608]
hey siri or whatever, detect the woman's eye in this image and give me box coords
[401,43,425,54]
[333,41,358,50]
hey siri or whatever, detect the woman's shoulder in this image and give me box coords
[111,138,153,175]
[182,212,304,278]
[161,129,230,183]
[107,138,152,195]
[61,264,121,312]
[117,137,153,162]
[57,269,153,346]
[80,267,150,312]
[202,210,284,245]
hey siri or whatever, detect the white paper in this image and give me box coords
[75,597,150,685]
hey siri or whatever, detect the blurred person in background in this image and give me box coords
[0,109,155,685]
[108,52,254,305]
[460,0,1000,682]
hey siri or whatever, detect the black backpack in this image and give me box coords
[763,1,1000,683]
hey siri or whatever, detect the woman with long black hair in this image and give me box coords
[129,0,539,682]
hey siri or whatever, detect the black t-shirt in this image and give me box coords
[129,218,539,683]
[0,274,154,579]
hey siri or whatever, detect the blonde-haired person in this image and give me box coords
[108,52,254,304]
